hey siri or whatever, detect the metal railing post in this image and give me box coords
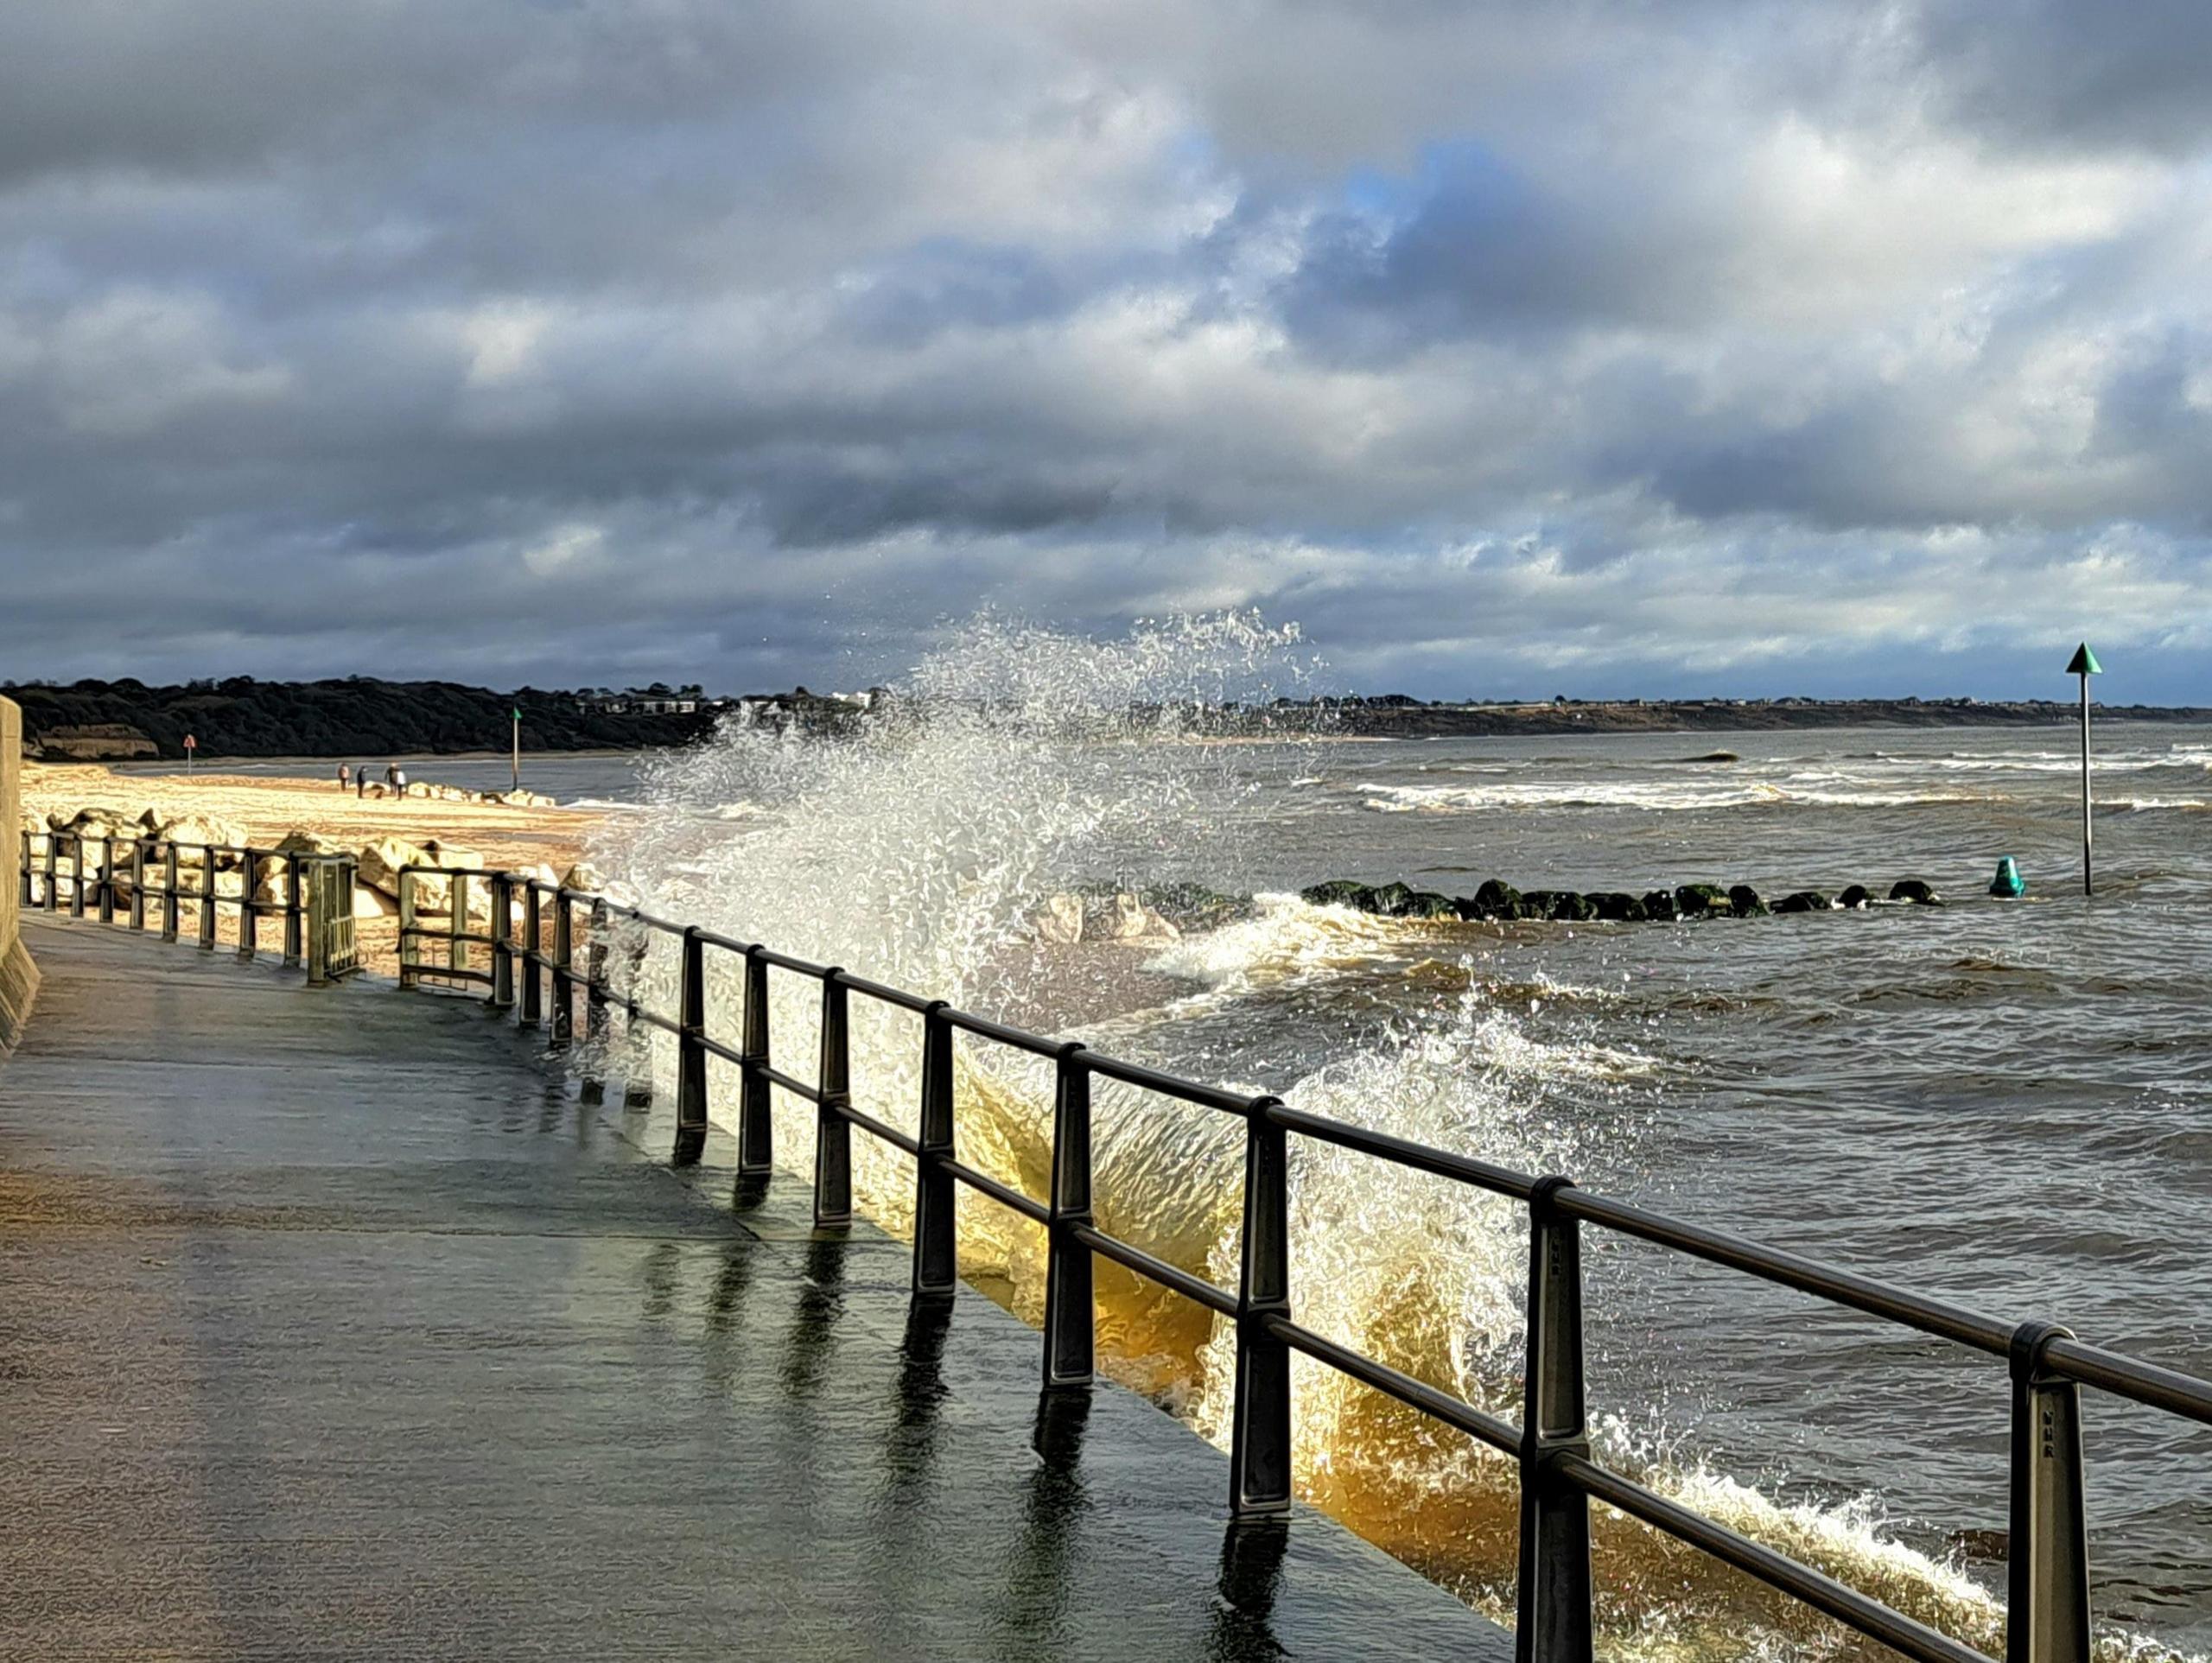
[161,844,180,941]
[550,892,574,1047]
[2007,1322,2091,1663]
[579,899,609,1101]
[1043,1042,1094,1389]
[129,840,147,930]
[623,928,653,1108]
[198,847,217,949]
[237,849,257,959]
[96,838,115,924]
[282,857,302,967]
[16,831,28,907]
[519,883,543,1027]
[489,873,515,1009]
[912,1000,957,1300]
[69,835,85,917]
[1516,1176,1595,1663]
[813,972,851,1228]
[737,945,772,1174]
[397,869,418,989]
[1230,1099,1293,1517]
[586,900,609,1042]
[675,926,709,1164]
[44,832,58,912]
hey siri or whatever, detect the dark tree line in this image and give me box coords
[6,676,721,759]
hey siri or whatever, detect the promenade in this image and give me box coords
[0,912,1508,1660]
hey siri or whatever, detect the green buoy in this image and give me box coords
[1989,855,2024,898]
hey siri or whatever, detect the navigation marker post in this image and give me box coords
[182,733,197,777]
[510,706,521,794]
[2065,643,2101,897]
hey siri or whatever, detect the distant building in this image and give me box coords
[574,685,704,716]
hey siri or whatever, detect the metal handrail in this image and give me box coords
[34,833,2205,1662]
[472,866,2205,1663]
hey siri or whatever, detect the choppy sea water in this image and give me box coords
[129,649,2212,1658]
[589,613,2212,1661]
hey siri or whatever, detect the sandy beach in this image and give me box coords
[21,761,597,872]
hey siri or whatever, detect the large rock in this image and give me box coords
[1889,879,1943,906]
[1774,891,1835,914]
[1104,892,1179,941]
[1033,892,1084,944]
[1363,881,1416,916]
[1836,884,1874,910]
[1387,888,1459,920]
[1300,879,1375,910]
[1459,879,1522,922]
[154,814,250,859]
[1548,892,1597,923]
[1641,889,1682,922]
[1675,883,1730,918]
[1589,892,1647,923]
[358,835,429,896]
[1142,884,1251,929]
[1727,885,1769,918]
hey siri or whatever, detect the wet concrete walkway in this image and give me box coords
[0,914,1510,1660]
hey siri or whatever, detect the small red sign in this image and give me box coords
[183,734,197,750]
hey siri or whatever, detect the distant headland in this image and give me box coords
[7,677,879,761]
[1288,693,2211,739]
[9,676,2205,760]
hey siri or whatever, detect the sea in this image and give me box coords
[123,622,2212,1660]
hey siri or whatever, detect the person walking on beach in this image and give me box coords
[392,765,408,799]
[355,765,368,799]
[337,763,351,791]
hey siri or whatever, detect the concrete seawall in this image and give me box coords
[0,696,38,1052]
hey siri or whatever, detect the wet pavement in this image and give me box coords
[0,914,1510,1660]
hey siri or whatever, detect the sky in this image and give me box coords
[1,1,2209,701]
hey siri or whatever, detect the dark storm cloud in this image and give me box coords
[1912,0,2212,156]
[1,0,2209,697]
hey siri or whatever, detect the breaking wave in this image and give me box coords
[586,613,2190,1660]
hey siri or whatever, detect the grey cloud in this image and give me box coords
[2,0,2210,698]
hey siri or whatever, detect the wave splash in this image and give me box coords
[588,613,2180,1661]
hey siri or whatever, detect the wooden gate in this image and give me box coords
[304,854,361,986]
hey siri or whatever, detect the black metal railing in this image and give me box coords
[404,866,2208,1663]
[29,834,2210,1662]
[21,829,360,984]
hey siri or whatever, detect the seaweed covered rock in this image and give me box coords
[1890,879,1942,906]
[1675,883,1730,917]
[1774,891,1834,914]
[1400,890,1461,919]
[1364,881,1415,916]
[1460,879,1522,921]
[1550,892,1597,922]
[1727,885,1769,917]
[1300,879,1374,910]
[1589,892,1647,923]
[1143,884,1253,928]
[1519,889,1563,919]
[1641,889,1681,922]
[1836,885,1873,910]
